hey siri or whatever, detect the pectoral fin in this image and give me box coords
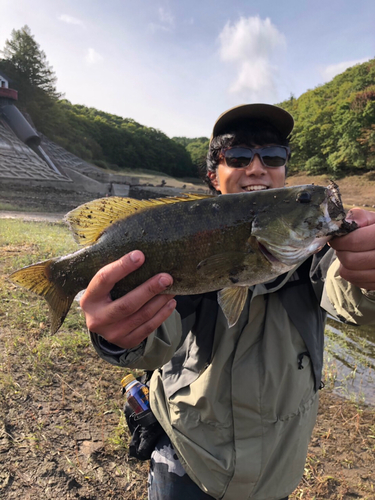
[197,252,249,280]
[218,287,249,328]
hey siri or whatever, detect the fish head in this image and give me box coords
[250,183,357,266]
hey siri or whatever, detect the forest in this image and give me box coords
[280,62,375,176]
[1,26,374,179]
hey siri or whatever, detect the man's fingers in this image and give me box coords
[329,209,375,290]
[89,284,174,334]
[98,298,177,349]
[334,249,375,271]
[336,263,375,290]
[330,223,375,252]
[345,207,375,228]
[79,247,175,345]
[97,273,173,326]
[81,251,145,303]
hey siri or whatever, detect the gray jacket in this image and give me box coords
[91,247,375,500]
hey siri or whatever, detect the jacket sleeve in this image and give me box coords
[322,258,375,325]
[90,309,183,370]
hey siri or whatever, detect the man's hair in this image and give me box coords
[201,119,291,193]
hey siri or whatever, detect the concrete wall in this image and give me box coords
[63,167,110,195]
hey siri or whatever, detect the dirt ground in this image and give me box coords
[285,171,375,210]
[0,329,374,500]
[0,173,375,499]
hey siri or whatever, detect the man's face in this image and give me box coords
[208,144,286,194]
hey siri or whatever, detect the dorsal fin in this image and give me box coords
[64,194,212,246]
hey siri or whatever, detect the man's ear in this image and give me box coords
[208,171,219,190]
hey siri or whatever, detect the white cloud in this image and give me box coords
[158,7,174,26]
[149,7,174,33]
[320,58,369,82]
[86,48,103,65]
[218,16,286,101]
[149,23,170,33]
[58,14,84,26]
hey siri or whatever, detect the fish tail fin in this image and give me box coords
[9,259,75,334]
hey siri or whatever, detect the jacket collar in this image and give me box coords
[252,263,302,297]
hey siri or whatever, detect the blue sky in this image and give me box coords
[1,0,374,138]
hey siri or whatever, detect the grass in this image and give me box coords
[1,217,375,499]
[0,200,64,213]
[0,220,84,362]
[323,319,375,405]
[0,202,23,211]
[0,218,152,499]
[290,388,375,500]
[0,218,73,253]
[0,218,120,412]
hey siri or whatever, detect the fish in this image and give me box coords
[9,183,357,332]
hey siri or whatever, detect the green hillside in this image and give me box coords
[0,27,200,179]
[1,26,374,180]
[280,58,375,177]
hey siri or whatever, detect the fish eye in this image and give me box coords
[296,191,312,203]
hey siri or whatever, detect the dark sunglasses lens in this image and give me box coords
[224,148,253,168]
[261,147,287,167]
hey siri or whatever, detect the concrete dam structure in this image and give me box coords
[0,70,200,213]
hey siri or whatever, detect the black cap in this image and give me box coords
[211,103,294,140]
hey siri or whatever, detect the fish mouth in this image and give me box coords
[326,181,346,221]
[258,242,280,263]
[325,181,359,236]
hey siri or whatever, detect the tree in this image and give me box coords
[186,138,209,168]
[279,57,375,177]
[0,25,60,100]
[172,137,210,171]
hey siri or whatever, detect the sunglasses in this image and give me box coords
[222,146,290,169]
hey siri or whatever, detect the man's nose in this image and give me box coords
[245,154,266,174]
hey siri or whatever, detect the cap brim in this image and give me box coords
[212,103,294,140]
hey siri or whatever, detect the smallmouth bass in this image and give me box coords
[9,183,357,332]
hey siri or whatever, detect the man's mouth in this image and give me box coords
[242,185,268,192]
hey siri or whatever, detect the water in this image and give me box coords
[324,317,375,406]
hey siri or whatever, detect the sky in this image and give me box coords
[0,0,374,138]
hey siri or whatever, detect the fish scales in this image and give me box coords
[9,184,357,332]
[42,196,252,299]
[98,196,257,297]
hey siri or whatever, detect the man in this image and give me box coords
[81,104,375,500]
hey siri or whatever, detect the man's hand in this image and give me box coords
[329,208,375,290]
[80,250,176,349]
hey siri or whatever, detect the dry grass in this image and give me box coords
[291,390,375,499]
[1,176,375,498]
[0,219,149,499]
[286,172,375,210]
